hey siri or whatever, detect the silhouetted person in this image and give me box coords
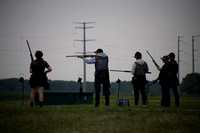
[157,56,171,107]
[131,52,149,107]
[79,49,110,107]
[29,51,52,107]
[168,52,180,107]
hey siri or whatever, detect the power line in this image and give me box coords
[95,40,177,52]
[0,63,29,66]
[95,22,177,40]
[0,33,75,39]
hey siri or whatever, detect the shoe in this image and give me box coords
[30,102,33,108]
[95,104,99,107]
[39,102,43,108]
[105,104,109,107]
[142,105,146,108]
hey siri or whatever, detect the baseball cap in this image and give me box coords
[160,55,169,60]
[94,48,103,53]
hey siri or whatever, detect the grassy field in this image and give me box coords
[0,94,200,133]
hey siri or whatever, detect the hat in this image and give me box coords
[168,52,175,58]
[160,55,169,60]
[94,48,103,53]
[134,52,142,58]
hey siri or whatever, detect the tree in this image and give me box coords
[180,73,200,95]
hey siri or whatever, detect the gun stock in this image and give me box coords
[66,55,96,58]
[26,40,34,62]
[146,51,159,68]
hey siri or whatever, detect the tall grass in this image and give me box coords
[0,95,200,133]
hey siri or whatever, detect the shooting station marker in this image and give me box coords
[115,79,130,106]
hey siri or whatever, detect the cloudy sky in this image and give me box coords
[0,0,200,83]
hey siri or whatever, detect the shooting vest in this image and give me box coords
[134,62,148,77]
[95,56,109,71]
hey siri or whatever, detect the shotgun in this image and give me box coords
[26,40,34,62]
[110,70,131,73]
[146,50,159,68]
[110,69,151,74]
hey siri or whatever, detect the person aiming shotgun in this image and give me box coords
[79,48,111,107]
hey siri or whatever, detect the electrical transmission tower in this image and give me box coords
[178,36,183,81]
[192,35,200,73]
[74,22,95,92]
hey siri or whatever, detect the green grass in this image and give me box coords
[0,94,200,133]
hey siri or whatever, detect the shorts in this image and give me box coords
[29,74,47,88]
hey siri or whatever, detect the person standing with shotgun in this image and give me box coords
[131,52,149,107]
[79,48,111,107]
[146,51,171,107]
[29,51,52,107]
[168,52,180,107]
[157,56,171,107]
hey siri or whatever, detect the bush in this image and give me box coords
[180,73,200,95]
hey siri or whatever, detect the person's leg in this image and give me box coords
[95,87,101,107]
[172,85,180,106]
[30,88,36,107]
[161,85,169,107]
[103,86,110,106]
[38,87,44,107]
[140,84,147,106]
[161,85,166,106]
[103,78,110,106]
[166,87,171,107]
[105,93,109,106]
[94,78,101,107]
[133,85,139,106]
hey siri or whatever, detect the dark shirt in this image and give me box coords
[30,58,50,76]
[159,62,170,85]
[168,60,179,86]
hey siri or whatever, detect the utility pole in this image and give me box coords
[74,22,95,92]
[178,36,183,81]
[192,35,200,73]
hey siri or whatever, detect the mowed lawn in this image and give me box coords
[0,94,200,133]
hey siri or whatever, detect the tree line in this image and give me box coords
[0,73,200,95]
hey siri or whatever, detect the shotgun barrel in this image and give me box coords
[26,40,34,62]
[110,70,131,73]
[66,55,96,58]
[110,69,151,74]
[146,50,159,68]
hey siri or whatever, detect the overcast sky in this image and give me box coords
[0,0,200,83]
